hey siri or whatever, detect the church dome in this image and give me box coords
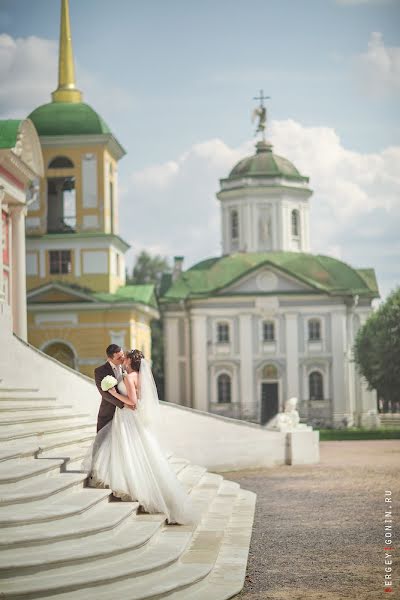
[227,140,309,183]
[28,102,111,137]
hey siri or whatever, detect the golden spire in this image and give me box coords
[52,0,82,103]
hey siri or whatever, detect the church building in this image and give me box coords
[160,100,379,429]
[24,0,158,376]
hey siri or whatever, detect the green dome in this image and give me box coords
[227,140,309,183]
[28,102,111,137]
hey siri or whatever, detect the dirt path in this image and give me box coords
[221,440,400,600]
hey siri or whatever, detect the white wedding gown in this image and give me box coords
[82,379,199,525]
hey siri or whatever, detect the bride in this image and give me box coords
[82,349,199,525]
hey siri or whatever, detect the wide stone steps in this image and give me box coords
[0,402,72,411]
[0,457,66,484]
[0,384,256,599]
[0,419,96,442]
[0,410,91,426]
[0,475,236,599]
[0,471,89,505]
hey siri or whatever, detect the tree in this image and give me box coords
[353,287,400,408]
[127,251,172,399]
[126,250,170,293]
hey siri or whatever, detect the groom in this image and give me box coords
[94,344,126,433]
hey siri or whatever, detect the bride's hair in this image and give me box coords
[125,349,145,372]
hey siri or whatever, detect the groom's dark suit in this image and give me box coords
[94,361,124,432]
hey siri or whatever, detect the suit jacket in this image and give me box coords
[95,362,124,432]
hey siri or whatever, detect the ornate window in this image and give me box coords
[263,320,275,342]
[49,250,72,274]
[217,322,230,343]
[309,371,323,400]
[217,373,231,403]
[231,210,239,240]
[48,156,74,169]
[308,318,321,341]
[291,209,300,237]
[262,364,278,379]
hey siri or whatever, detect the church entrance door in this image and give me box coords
[261,382,279,425]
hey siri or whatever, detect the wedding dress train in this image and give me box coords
[82,378,199,525]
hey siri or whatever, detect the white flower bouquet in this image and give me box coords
[101,375,118,391]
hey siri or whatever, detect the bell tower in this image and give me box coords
[26,0,128,294]
[217,92,313,255]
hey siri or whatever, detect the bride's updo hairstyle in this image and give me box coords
[126,349,145,372]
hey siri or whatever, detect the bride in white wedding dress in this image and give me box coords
[82,350,199,525]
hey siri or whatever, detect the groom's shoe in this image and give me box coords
[110,493,122,501]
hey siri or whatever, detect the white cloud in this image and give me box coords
[0,34,57,117]
[0,33,134,120]
[120,119,400,299]
[352,32,400,98]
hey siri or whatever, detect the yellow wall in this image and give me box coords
[27,307,152,379]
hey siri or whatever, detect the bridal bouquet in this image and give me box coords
[101,375,118,391]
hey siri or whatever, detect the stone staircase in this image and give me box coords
[379,413,400,428]
[0,385,256,599]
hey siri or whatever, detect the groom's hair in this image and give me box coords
[106,344,122,358]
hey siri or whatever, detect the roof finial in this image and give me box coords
[52,0,82,103]
[251,89,273,153]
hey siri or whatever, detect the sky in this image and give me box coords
[1,0,399,299]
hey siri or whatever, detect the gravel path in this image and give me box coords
[221,440,400,600]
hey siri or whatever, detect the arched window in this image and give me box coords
[217,322,230,343]
[263,320,275,342]
[309,371,323,400]
[308,318,321,341]
[217,373,231,403]
[47,176,76,233]
[231,210,239,240]
[291,209,300,237]
[48,156,74,169]
[43,341,76,369]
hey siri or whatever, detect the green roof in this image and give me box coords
[28,102,112,137]
[225,140,309,183]
[0,120,22,149]
[95,285,158,310]
[160,252,379,302]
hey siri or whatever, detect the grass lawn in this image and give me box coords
[317,427,400,440]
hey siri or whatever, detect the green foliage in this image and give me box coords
[126,251,171,292]
[318,428,400,441]
[353,287,400,402]
[127,251,172,398]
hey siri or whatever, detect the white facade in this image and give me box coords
[162,140,378,429]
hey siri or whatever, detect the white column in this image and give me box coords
[191,314,208,411]
[285,313,299,400]
[331,311,351,426]
[239,314,254,411]
[10,205,28,340]
[164,316,179,404]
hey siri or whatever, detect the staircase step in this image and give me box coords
[161,488,257,600]
[0,457,65,484]
[0,395,56,402]
[20,477,240,600]
[0,403,73,412]
[0,441,40,462]
[36,430,96,453]
[0,487,112,527]
[0,419,95,442]
[0,471,88,505]
[1,501,138,548]
[0,411,90,426]
[0,388,39,394]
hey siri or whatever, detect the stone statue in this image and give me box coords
[264,397,312,432]
[259,213,270,243]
